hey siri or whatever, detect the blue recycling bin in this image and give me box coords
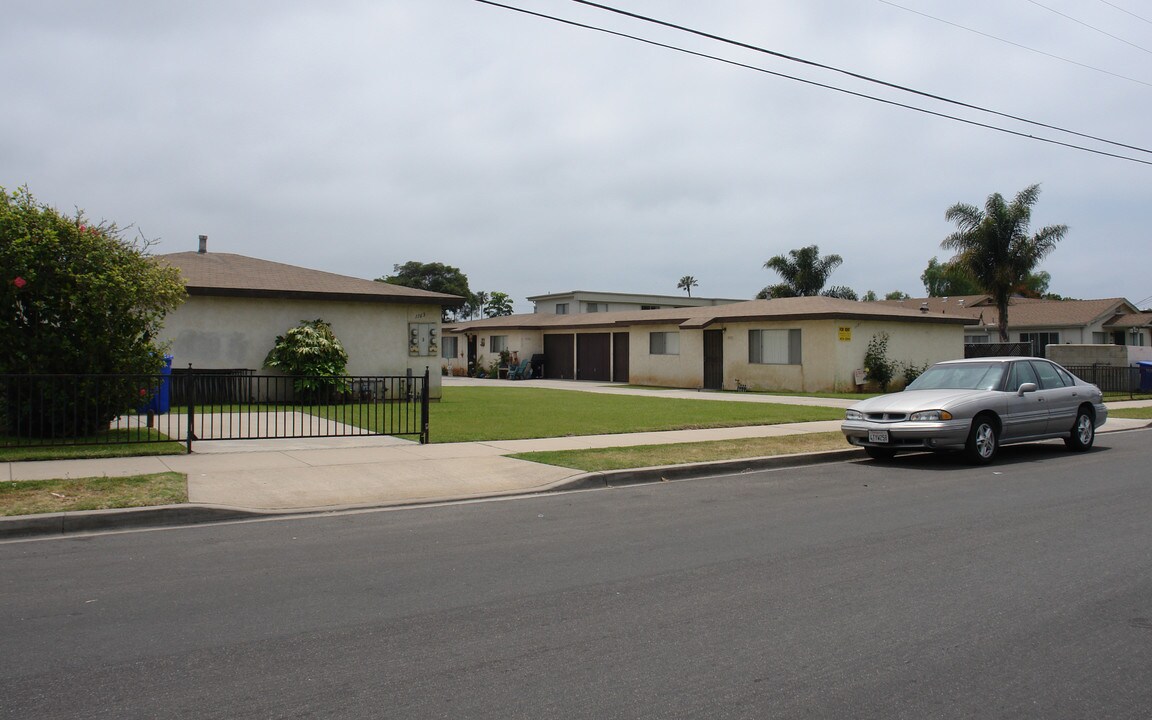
[147,355,174,414]
[1138,361,1152,392]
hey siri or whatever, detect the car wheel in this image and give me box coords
[1064,407,1095,451]
[865,446,897,461]
[965,414,998,465]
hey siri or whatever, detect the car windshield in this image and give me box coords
[906,363,1005,391]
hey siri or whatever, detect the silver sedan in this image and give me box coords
[841,356,1108,464]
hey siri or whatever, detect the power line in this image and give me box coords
[563,0,1152,159]
[1097,0,1152,26]
[472,0,1152,166]
[1025,0,1152,55]
[877,0,1152,87]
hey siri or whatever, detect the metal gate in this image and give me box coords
[1,370,430,451]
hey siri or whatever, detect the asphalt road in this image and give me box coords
[2,430,1150,719]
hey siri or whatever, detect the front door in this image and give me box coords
[703,330,724,390]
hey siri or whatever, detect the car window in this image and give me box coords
[1053,364,1076,386]
[906,363,1006,391]
[1030,360,1068,389]
[1008,361,1039,391]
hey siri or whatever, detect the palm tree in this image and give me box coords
[759,245,843,298]
[942,184,1067,341]
[677,275,698,297]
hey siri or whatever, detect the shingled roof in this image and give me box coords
[446,296,972,333]
[160,251,465,306]
[879,296,1138,329]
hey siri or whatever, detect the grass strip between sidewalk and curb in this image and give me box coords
[0,473,187,517]
[1109,406,1152,420]
[509,431,849,472]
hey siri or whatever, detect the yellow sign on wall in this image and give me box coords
[838,326,852,342]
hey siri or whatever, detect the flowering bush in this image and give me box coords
[1,186,186,436]
[263,319,350,398]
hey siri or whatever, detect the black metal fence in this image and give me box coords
[1065,365,1142,395]
[1,370,430,451]
[965,342,1035,358]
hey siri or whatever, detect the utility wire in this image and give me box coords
[568,0,1152,157]
[878,0,1152,88]
[472,0,1152,166]
[1097,0,1152,26]
[1025,0,1152,55]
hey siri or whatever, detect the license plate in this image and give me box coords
[868,430,889,443]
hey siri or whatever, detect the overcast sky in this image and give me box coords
[4,0,1150,312]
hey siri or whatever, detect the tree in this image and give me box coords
[760,245,843,298]
[884,290,911,301]
[468,290,489,320]
[821,285,858,301]
[1,186,186,436]
[861,290,879,302]
[942,184,1067,341]
[484,291,514,317]
[677,275,698,297]
[920,256,982,297]
[379,261,470,320]
[263,319,349,398]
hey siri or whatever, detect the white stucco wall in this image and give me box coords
[160,295,444,396]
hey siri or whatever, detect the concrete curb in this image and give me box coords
[0,449,865,540]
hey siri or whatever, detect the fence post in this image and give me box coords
[420,366,430,444]
[186,363,194,454]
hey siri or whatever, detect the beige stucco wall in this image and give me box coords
[444,317,964,392]
[1046,344,1129,367]
[628,319,963,392]
[160,295,444,396]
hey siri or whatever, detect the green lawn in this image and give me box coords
[1110,406,1152,420]
[0,473,187,516]
[0,429,186,462]
[423,387,846,442]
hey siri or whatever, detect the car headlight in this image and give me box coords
[909,410,953,421]
[845,409,864,421]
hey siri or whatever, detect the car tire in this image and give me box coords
[865,446,897,461]
[965,414,999,465]
[1064,407,1095,451]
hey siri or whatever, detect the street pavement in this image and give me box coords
[2,377,1149,538]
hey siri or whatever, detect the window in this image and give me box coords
[749,329,801,365]
[1007,360,1039,391]
[555,303,569,315]
[1019,332,1059,357]
[490,335,507,353]
[1092,332,1108,344]
[965,334,990,344]
[441,336,458,360]
[649,331,680,355]
[1030,360,1069,389]
[640,305,660,310]
[586,303,602,313]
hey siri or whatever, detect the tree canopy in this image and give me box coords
[379,261,470,298]
[1,185,186,435]
[379,261,470,320]
[1,186,186,375]
[758,245,843,298]
[942,184,1066,340]
[484,291,514,317]
[677,275,698,297]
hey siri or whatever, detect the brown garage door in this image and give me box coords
[576,333,611,381]
[543,334,575,379]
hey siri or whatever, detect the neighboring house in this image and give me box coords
[158,241,465,398]
[527,290,745,315]
[445,297,971,393]
[878,295,1149,361]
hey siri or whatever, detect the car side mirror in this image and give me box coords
[1017,382,1038,397]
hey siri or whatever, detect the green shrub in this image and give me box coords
[1,186,186,436]
[864,332,895,392]
[263,319,350,398]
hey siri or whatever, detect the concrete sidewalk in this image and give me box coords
[3,380,1149,538]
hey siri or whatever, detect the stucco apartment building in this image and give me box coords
[445,297,971,393]
[158,243,464,398]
